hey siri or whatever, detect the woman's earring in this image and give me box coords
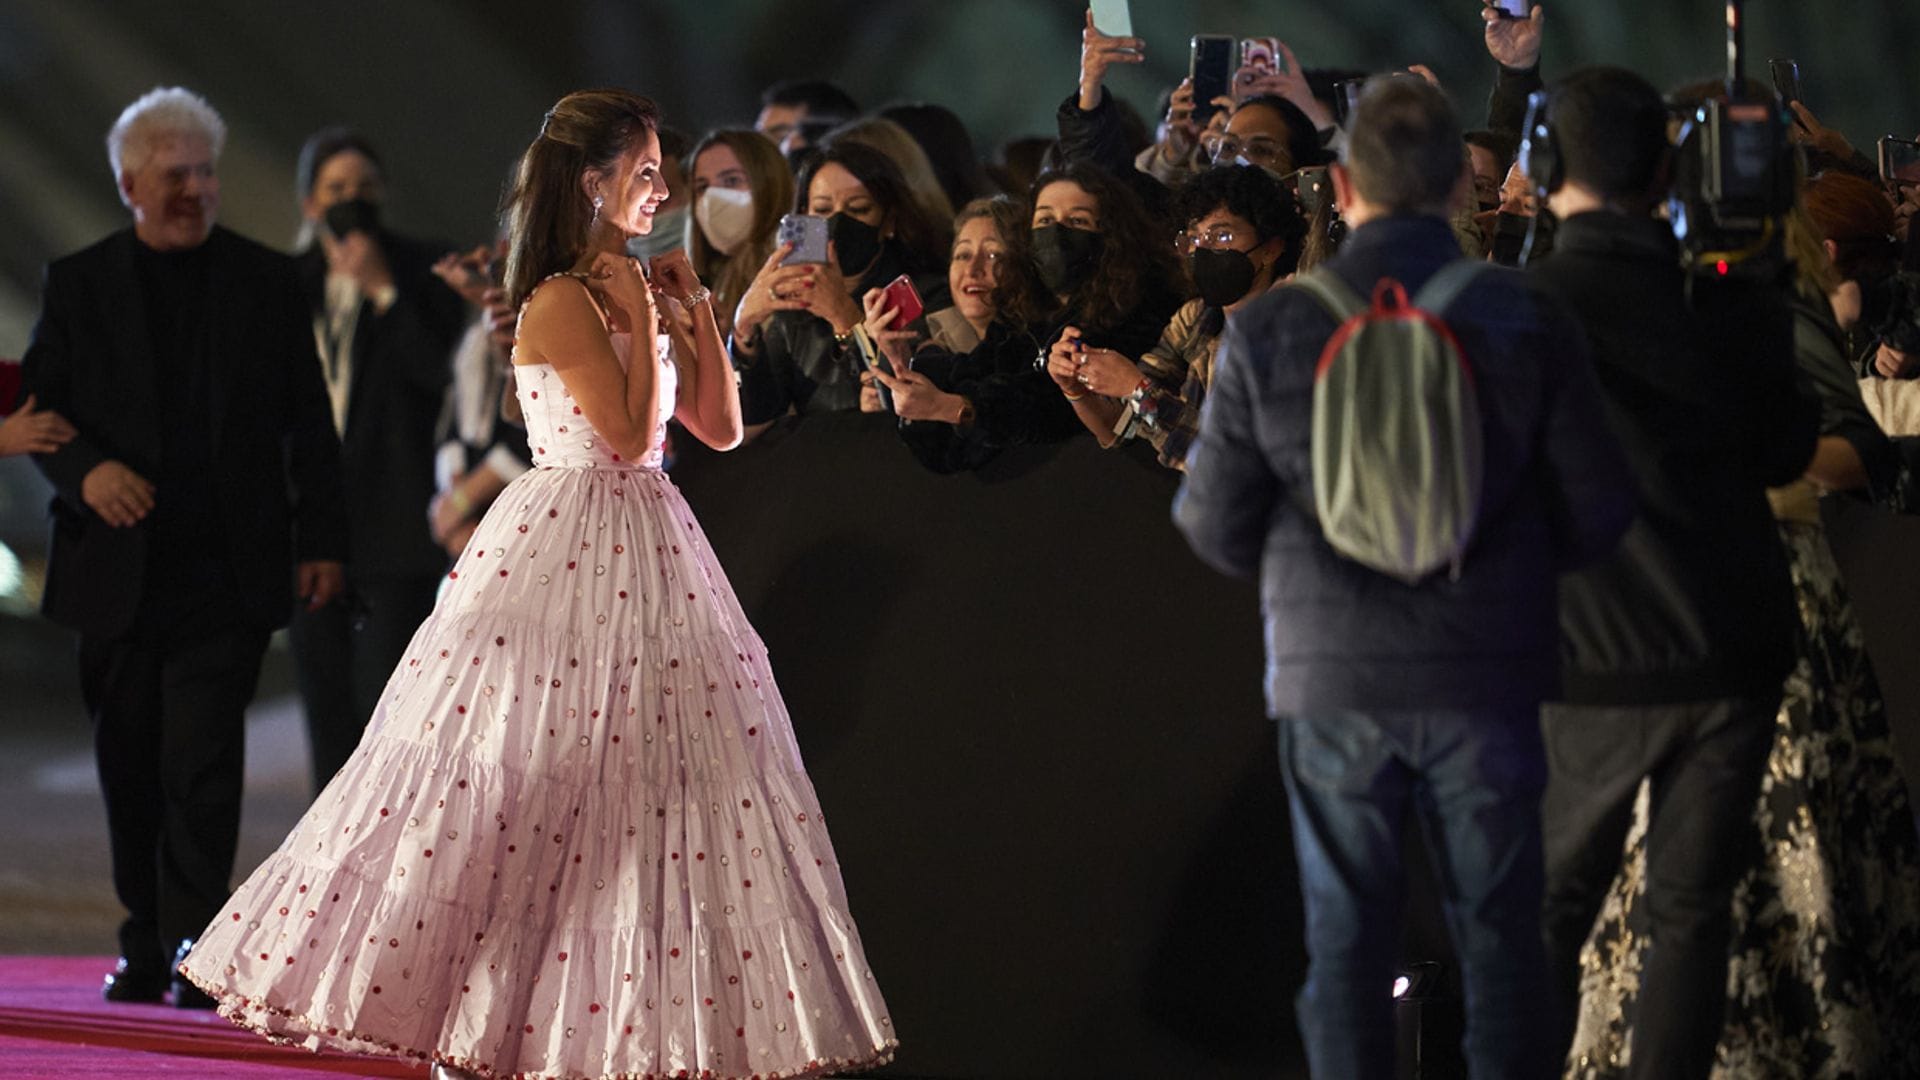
[591,193,604,225]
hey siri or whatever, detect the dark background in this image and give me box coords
[3,0,1919,357]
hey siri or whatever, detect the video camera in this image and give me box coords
[1665,0,1798,284]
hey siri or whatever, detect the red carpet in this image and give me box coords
[0,956,423,1078]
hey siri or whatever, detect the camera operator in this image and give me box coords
[289,128,467,795]
[1522,67,1819,1080]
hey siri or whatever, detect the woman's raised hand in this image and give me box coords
[733,243,816,342]
[861,287,923,368]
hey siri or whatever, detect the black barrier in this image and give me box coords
[669,413,1308,1078]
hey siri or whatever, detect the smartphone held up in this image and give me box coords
[1240,36,1283,75]
[1190,35,1235,127]
[1768,59,1802,107]
[1088,0,1133,40]
[1882,136,1920,189]
[777,213,830,268]
[880,274,924,332]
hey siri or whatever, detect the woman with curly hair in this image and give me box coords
[1050,164,1304,470]
[886,161,1184,473]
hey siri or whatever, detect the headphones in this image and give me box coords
[1518,89,1563,199]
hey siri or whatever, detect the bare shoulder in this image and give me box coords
[514,275,602,366]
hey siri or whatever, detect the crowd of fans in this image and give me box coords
[6,2,1920,1077]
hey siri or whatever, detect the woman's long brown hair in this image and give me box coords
[502,88,659,308]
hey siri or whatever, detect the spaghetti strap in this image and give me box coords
[512,271,612,361]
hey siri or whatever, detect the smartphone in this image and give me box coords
[1089,0,1132,39]
[1768,59,1802,107]
[1879,136,1920,188]
[1289,166,1336,219]
[1241,37,1283,75]
[1491,0,1528,16]
[1332,78,1367,128]
[777,213,829,266]
[1190,35,1236,127]
[880,274,924,331]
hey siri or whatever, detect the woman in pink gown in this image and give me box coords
[178,89,897,1080]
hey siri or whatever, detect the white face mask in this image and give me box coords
[695,186,757,256]
[626,204,690,261]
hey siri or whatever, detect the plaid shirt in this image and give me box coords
[1112,298,1218,471]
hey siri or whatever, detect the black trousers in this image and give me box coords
[1539,695,1777,1080]
[81,619,269,971]
[287,574,437,793]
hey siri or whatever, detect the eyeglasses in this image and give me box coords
[1202,132,1287,170]
[1175,225,1242,255]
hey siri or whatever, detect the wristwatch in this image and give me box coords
[1127,378,1160,427]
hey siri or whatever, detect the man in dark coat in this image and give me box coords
[1525,67,1819,1079]
[1175,77,1635,1080]
[22,86,346,1007]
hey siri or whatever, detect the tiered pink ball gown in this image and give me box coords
[180,280,897,1079]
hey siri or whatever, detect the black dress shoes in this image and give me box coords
[101,956,168,1003]
[169,939,218,1010]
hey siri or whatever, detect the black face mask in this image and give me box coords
[1189,247,1260,308]
[1489,210,1554,267]
[323,197,382,240]
[828,213,883,277]
[1031,224,1105,295]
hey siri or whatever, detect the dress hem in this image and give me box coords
[178,963,897,1080]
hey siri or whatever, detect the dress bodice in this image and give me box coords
[515,330,677,471]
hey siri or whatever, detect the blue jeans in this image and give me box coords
[1278,708,1551,1080]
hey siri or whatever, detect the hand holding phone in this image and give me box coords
[880,274,924,331]
[777,214,830,267]
[1080,5,1144,101]
[1482,1,1542,70]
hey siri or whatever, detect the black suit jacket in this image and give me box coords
[296,230,464,580]
[22,225,347,639]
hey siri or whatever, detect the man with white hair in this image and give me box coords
[20,87,347,1008]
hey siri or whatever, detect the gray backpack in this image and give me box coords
[1290,261,1491,584]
